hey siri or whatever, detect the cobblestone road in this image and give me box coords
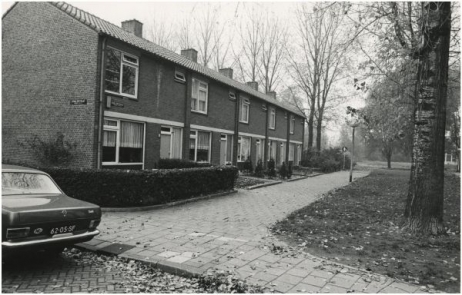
[2,250,125,293]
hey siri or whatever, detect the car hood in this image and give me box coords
[2,194,101,224]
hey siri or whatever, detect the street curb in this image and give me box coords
[75,242,207,279]
[246,180,282,190]
[101,190,238,212]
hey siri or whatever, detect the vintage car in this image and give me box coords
[2,164,101,254]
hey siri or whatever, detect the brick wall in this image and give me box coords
[2,2,100,168]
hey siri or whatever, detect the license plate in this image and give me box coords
[50,225,76,235]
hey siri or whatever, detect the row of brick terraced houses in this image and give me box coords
[2,2,305,170]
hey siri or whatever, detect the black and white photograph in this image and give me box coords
[2,1,460,293]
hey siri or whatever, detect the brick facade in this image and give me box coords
[2,2,100,168]
[2,2,305,170]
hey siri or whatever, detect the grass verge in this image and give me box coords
[271,169,460,293]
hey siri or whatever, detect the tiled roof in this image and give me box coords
[48,2,305,118]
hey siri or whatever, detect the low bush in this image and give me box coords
[300,147,351,173]
[279,162,288,179]
[265,158,277,177]
[253,160,264,178]
[157,158,213,169]
[40,166,238,207]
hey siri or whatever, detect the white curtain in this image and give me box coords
[103,131,116,147]
[120,121,143,148]
[197,132,210,150]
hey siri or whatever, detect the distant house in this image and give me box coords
[2,2,305,170]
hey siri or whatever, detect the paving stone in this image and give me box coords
[301,275,328,288]
[289,282,323,293]
[266,280,296,293]
[258,254,282,263]
[286,267,311,278]
[321,283,349,293]
[310,269,335,279]
[158,251,180,258]
[390,282,420,293]
[277,273,304,285]
[329,273,360,289]
[264,267,287,276]
[252,271,278,282]
[166,255,191,264]
[379,285,410,293]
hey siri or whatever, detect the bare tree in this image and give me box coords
[145,19,178,52]
[232,8,264,84]
[288,3,352,151]
[259,14,288,92]
[177,19,195,50]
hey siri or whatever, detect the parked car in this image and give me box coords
[2,164,101,254]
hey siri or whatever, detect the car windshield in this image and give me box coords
[2,172,61,195]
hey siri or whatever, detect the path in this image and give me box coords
[79,170,423,293]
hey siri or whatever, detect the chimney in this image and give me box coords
[266,91,277,100]
[219,68,233,79]
[246,81,258,91]
[181,49,198,63]
[121,19,143,38]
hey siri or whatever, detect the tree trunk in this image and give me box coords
[316,114,323,152]
[387,153,392,169]
[404,2,451,235]
[307,112,315,149]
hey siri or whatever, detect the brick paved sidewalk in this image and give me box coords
[78,170,425,293]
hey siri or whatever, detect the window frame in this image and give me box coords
[191,78,208,114]
[189,130,211,162]
[102,118,145,166]
[269,108,276,130]
[237,136,251,162]
[290,115,295,134]
[105,47,139,99]
[240,97,250,123]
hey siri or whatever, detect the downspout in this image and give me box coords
[232,93,240,166]
[302,117,306,164]
[286,112,290,165]
[96,35,107,169]
[263,104,269,169]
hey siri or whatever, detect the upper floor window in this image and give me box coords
[105,47,139,98]
[269,108,276,130]
[290,115,295,134]
[240,97,250,123]
[191,79,208,114]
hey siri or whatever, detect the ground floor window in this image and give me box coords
[238,136,251,162]
[220,134,233,165]
[297,145,302,165]
[279,142,285,165]
[289,143,295,162]
[255,139,265,162]
[190,130,211,162]
[269,140,277,161]
[160,126,182,159]
[103,118,144,164]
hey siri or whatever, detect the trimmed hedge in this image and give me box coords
[40,166,238,208]
[157,158,213,169]
[301,147,352,173]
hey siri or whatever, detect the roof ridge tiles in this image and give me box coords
[47,1,305,117]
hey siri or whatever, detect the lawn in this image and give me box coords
[271,169,460,293]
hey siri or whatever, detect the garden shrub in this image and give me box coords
[300,147,351,173]
[39,166,238,207]
[266,158,277,177]
[253,160,264,178]
[157,158,212,169]
[279,162,288,179]
[242,157,253,174]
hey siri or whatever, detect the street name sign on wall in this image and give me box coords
[70,99,87,105]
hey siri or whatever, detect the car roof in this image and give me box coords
[2,164,46,174]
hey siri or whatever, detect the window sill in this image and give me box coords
[105,91,138,100]
[102,162,143,166]
[191,110,208,116]
[239,121,249,125]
